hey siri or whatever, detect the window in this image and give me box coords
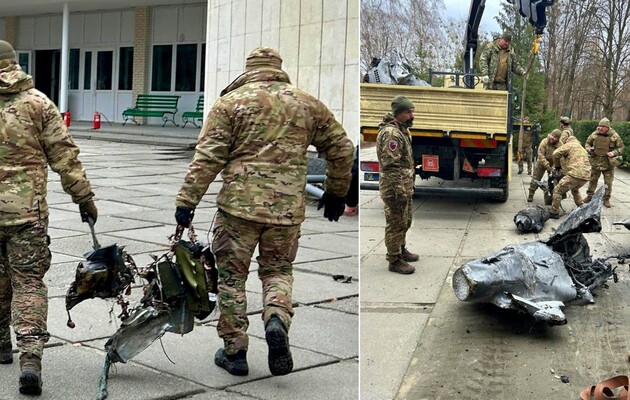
[96,51,113,90]
[200,43,206,92]
[83,51,92,90]
[69,49,79,90]
[152,45,172,91]
[119,47,133,90]
[17,52,30,74]
[176,44,197,91]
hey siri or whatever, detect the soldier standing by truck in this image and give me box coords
[517,118,533,175]
[584,118,624,208]
[549,136,590,219]
[528,129,562,202]
[376,96,419,275]
[479,31,525,91]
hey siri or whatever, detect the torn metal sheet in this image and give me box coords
[453,186,622,325]
[514,205,550,233]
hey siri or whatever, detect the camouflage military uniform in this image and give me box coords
[517,126,533,174]
[560,128,573,144]
[528,134,561,199]
[585,127,624,202]
[377,114,415,262]
[479,39,525,90]
[551,136,591,214]
[0,59,94,359]
[176,48,353,356]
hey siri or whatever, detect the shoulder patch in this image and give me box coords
[388,140,398,151]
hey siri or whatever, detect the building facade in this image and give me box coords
[1,0,359,139]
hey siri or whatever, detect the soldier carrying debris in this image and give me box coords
[0,40,97,396]
[549,136,590,219]
[528,129,562,202]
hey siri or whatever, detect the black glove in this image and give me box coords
[175,207,195,227]
[317,192,346,222]
[79,200,98,223]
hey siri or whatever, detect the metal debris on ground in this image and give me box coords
[332,274,353,283]
[514,205,550,233]
[453,187,628,326]
[65,224,218,399]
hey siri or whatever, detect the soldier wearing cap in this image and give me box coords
[0,40,97,395]
[550,136,590,218]
[479,31,526,90]
[528,129,562,202]
[376,96,419,274]
[517,117,534,175]
[175,47,354,377]
[584,117,624,207]
[559,116,573,143]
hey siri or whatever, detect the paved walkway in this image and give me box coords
[1,140,358,399]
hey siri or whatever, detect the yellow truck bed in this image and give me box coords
[360,83,510,142]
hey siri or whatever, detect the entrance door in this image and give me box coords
[80,49,115,121]
[34,50,60,105]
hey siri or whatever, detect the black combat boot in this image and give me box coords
[0,343,12,364]
[527,191,535,202]
[388,259,415,274]
[214,348,248,376]
[401,246,419,262]
[265,316,293,376]
[19,353,42,395]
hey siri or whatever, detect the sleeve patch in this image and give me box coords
[388,140,398,151]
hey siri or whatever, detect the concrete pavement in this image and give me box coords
[359,145,630,399]
[0,139,358,400]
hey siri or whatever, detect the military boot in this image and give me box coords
[604,199,612,208]
[401,246,419,262]
[527,191,535,202]
[214,348,248,376]
[19,353,42,395]
[265,316,293,376]
[0,343,12,364]
[388,259,415,274]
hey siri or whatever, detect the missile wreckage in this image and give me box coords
[453,187,628,325]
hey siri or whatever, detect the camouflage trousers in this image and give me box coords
[517,146,533,173]
[0,220,51,358]
[551,176,587,213]
[587,168,614,200]
[383,195,413,262]
[528,163,549,195]
[212,210,299,355]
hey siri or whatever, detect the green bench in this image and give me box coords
[182,95,204,128]
[122,94,181,127]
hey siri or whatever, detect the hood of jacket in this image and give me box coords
[0,61,34,95]
[378,112,406,131]
[220,67,291,97]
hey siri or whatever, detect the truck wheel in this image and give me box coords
[491,179,509,202]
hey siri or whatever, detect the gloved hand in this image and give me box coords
[79,200,98,223]
[175,207,195,227]
[317,192,346,222]
[482,75,489,84]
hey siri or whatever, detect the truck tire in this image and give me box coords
[491,178,509,202]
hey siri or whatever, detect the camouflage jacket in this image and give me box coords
[479,40,525,90]
[536,135,560,171]
[376,114,415,199]
[585,128,624,171]
[176,67,354,226]
[0,61,93,226]
[560,127,573,144]
[552,136,591,180]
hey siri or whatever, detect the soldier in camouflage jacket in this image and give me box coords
[584,118,624,207]
[377,96,418,275]
[175,47,353,377]
[479,31,525,91]
[550,136,591,218]
[0,40,96,395]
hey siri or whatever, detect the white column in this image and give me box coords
[59,2,70,113]
[203,0,215,122]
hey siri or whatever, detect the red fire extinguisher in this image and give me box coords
[63,111,71,127]
[93,112,101,130]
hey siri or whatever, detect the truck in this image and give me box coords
[360,0,553,203]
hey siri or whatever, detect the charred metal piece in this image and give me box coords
[514,205,550,233]
[453,187,622,325]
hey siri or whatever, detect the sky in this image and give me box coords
[443,0,503,36]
